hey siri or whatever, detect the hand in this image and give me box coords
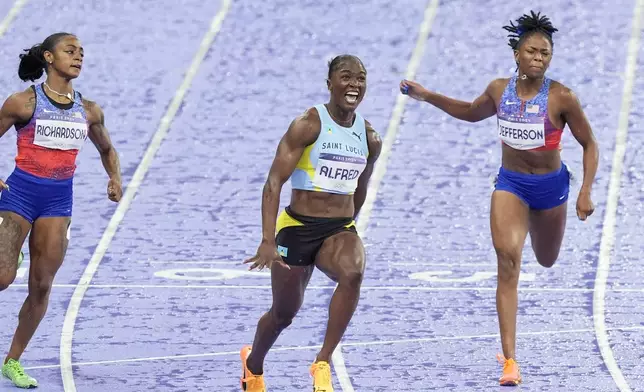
[243,240,291,271]
[576,190,594,221]
[107,178,122,202]
[0,179,8,191]
[400,79,429,101]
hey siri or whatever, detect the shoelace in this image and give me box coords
[242,366,262,389]
[313,362,332,385]
[496,353,515,373]
[245,377,261,389]
[7,361,25,377]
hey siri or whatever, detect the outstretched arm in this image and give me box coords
[353,121,382,218]
[400,79,502,123]
[85,100,122,202]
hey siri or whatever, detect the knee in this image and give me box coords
[337,263,364,289]
[269,306,299,330]
[29,273,54,302]
[537,256,557,268]
[0,274,15,291]
[535,248,559,268]
[495,248,521,283]
[0,264,18,291]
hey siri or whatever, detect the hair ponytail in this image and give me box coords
[18,44,46,82]
[17,32,75,82]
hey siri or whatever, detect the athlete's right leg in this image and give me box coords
[490,190,529,385]
[6,217,70,363]
[0,211,32,388]
[241,263,314,390]
[0,211,31,291]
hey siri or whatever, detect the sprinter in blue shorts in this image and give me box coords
[401,10,599,386]
[0,32,122,388]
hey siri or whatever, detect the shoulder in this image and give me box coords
[284,106,322,146]
[487,78,511,94]
[300,106,322,125]
[82,98,104,125]
[293,106,321,131]
[81,97,102,114]
[364,119,382,162]
[482,78,511,107]
[5,86,35,107]
[2,87,36,120]
[547,80,581,112]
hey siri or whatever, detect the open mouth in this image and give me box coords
[71,64,82,70]
[345,91,359,104]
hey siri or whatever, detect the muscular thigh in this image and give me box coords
[528,202,567,265]
[269,264,314,318]
[29,217,70,277]
[315,231,365,282]
[490,190,530,257]
[0,211,31,278]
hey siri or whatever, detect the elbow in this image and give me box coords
[99,145,115,158]
[263,175,282,196]
[459,108,481,123]
[583,138,599,156]
[456,114,478,123]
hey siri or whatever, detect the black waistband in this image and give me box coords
[285,206,353,226]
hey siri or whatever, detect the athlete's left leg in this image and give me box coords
[312,230,365,391]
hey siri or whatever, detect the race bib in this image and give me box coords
[312,153,366,193]
[34,117,88,151]
[498,118,545,150]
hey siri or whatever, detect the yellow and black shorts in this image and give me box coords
[275,206,357,267]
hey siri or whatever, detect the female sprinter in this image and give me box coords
[0,32,122,388]
[240,54,382,392]
[400,11,598,386]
